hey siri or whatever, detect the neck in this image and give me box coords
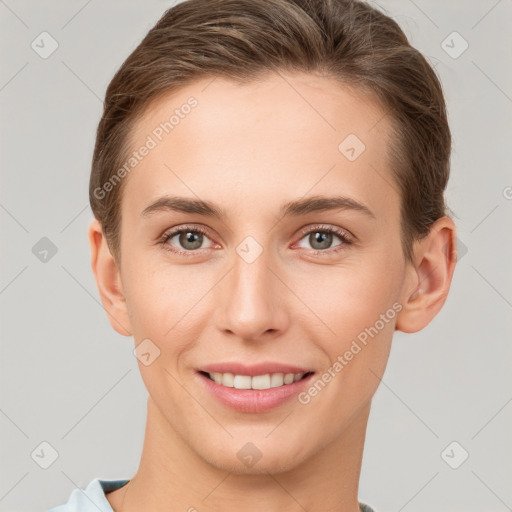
[108,398,370,512]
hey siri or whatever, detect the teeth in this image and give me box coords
[233,375,252,389]
[211,372,223,385]
[252,374,270,390]
[207,371,306,390]
[270,373,284,387]
[283,373,294,384]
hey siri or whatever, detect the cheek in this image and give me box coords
[122,259,203,338]
[289,256,402,397]
[291,256,403,338]
[122,264,205,409]
[295,272,397,425]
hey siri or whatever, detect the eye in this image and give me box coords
[159,225,217,255]
[295,225,353,255]
[158,223,354,257]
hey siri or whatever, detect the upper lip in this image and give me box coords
[199,362,314,377]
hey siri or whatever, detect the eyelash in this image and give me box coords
[158,224,354,257]
[296,224,354,256]
[158,225,212,258]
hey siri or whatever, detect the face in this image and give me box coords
[114,71,411,473]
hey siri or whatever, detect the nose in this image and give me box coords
[214,246,290,342]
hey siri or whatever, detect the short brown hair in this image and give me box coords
[89,0,451,264]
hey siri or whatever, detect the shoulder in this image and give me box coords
[46,478,130,512]
[360,502,378,512]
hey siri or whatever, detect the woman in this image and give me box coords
[48,0,456,510]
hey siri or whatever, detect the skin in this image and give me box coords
[89,71,457,512]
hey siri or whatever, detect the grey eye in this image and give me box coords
[168,230,208,251]
[308,231,335,250]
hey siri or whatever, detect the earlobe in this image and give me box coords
[396,216,457,334]
[88,219,132,336]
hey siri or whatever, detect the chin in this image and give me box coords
[195,434,312,476]
[207,451,305,476]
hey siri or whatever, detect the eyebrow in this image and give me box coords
[141,194,375,220]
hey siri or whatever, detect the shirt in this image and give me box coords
[46,478,377,512]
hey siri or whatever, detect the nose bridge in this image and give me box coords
[216,238,288,340]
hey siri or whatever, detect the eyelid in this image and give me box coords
[158,223,355,256]
[296,223,355,243]
[291,223,355,256]
[158,224,218,256]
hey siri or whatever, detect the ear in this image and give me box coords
[88,219,132,336]
[395,216,457,333]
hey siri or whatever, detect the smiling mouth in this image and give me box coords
[199,371,315,390]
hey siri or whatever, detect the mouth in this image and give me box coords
[196,364,316,413]
[199,370,315,390]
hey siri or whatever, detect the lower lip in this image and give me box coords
[197,372,314,413]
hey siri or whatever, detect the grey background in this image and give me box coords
[1,1,511,511]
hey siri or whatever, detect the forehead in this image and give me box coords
[123,71,398,223]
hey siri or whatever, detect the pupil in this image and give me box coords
[311,232,331,250]
[180,231,202,250]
